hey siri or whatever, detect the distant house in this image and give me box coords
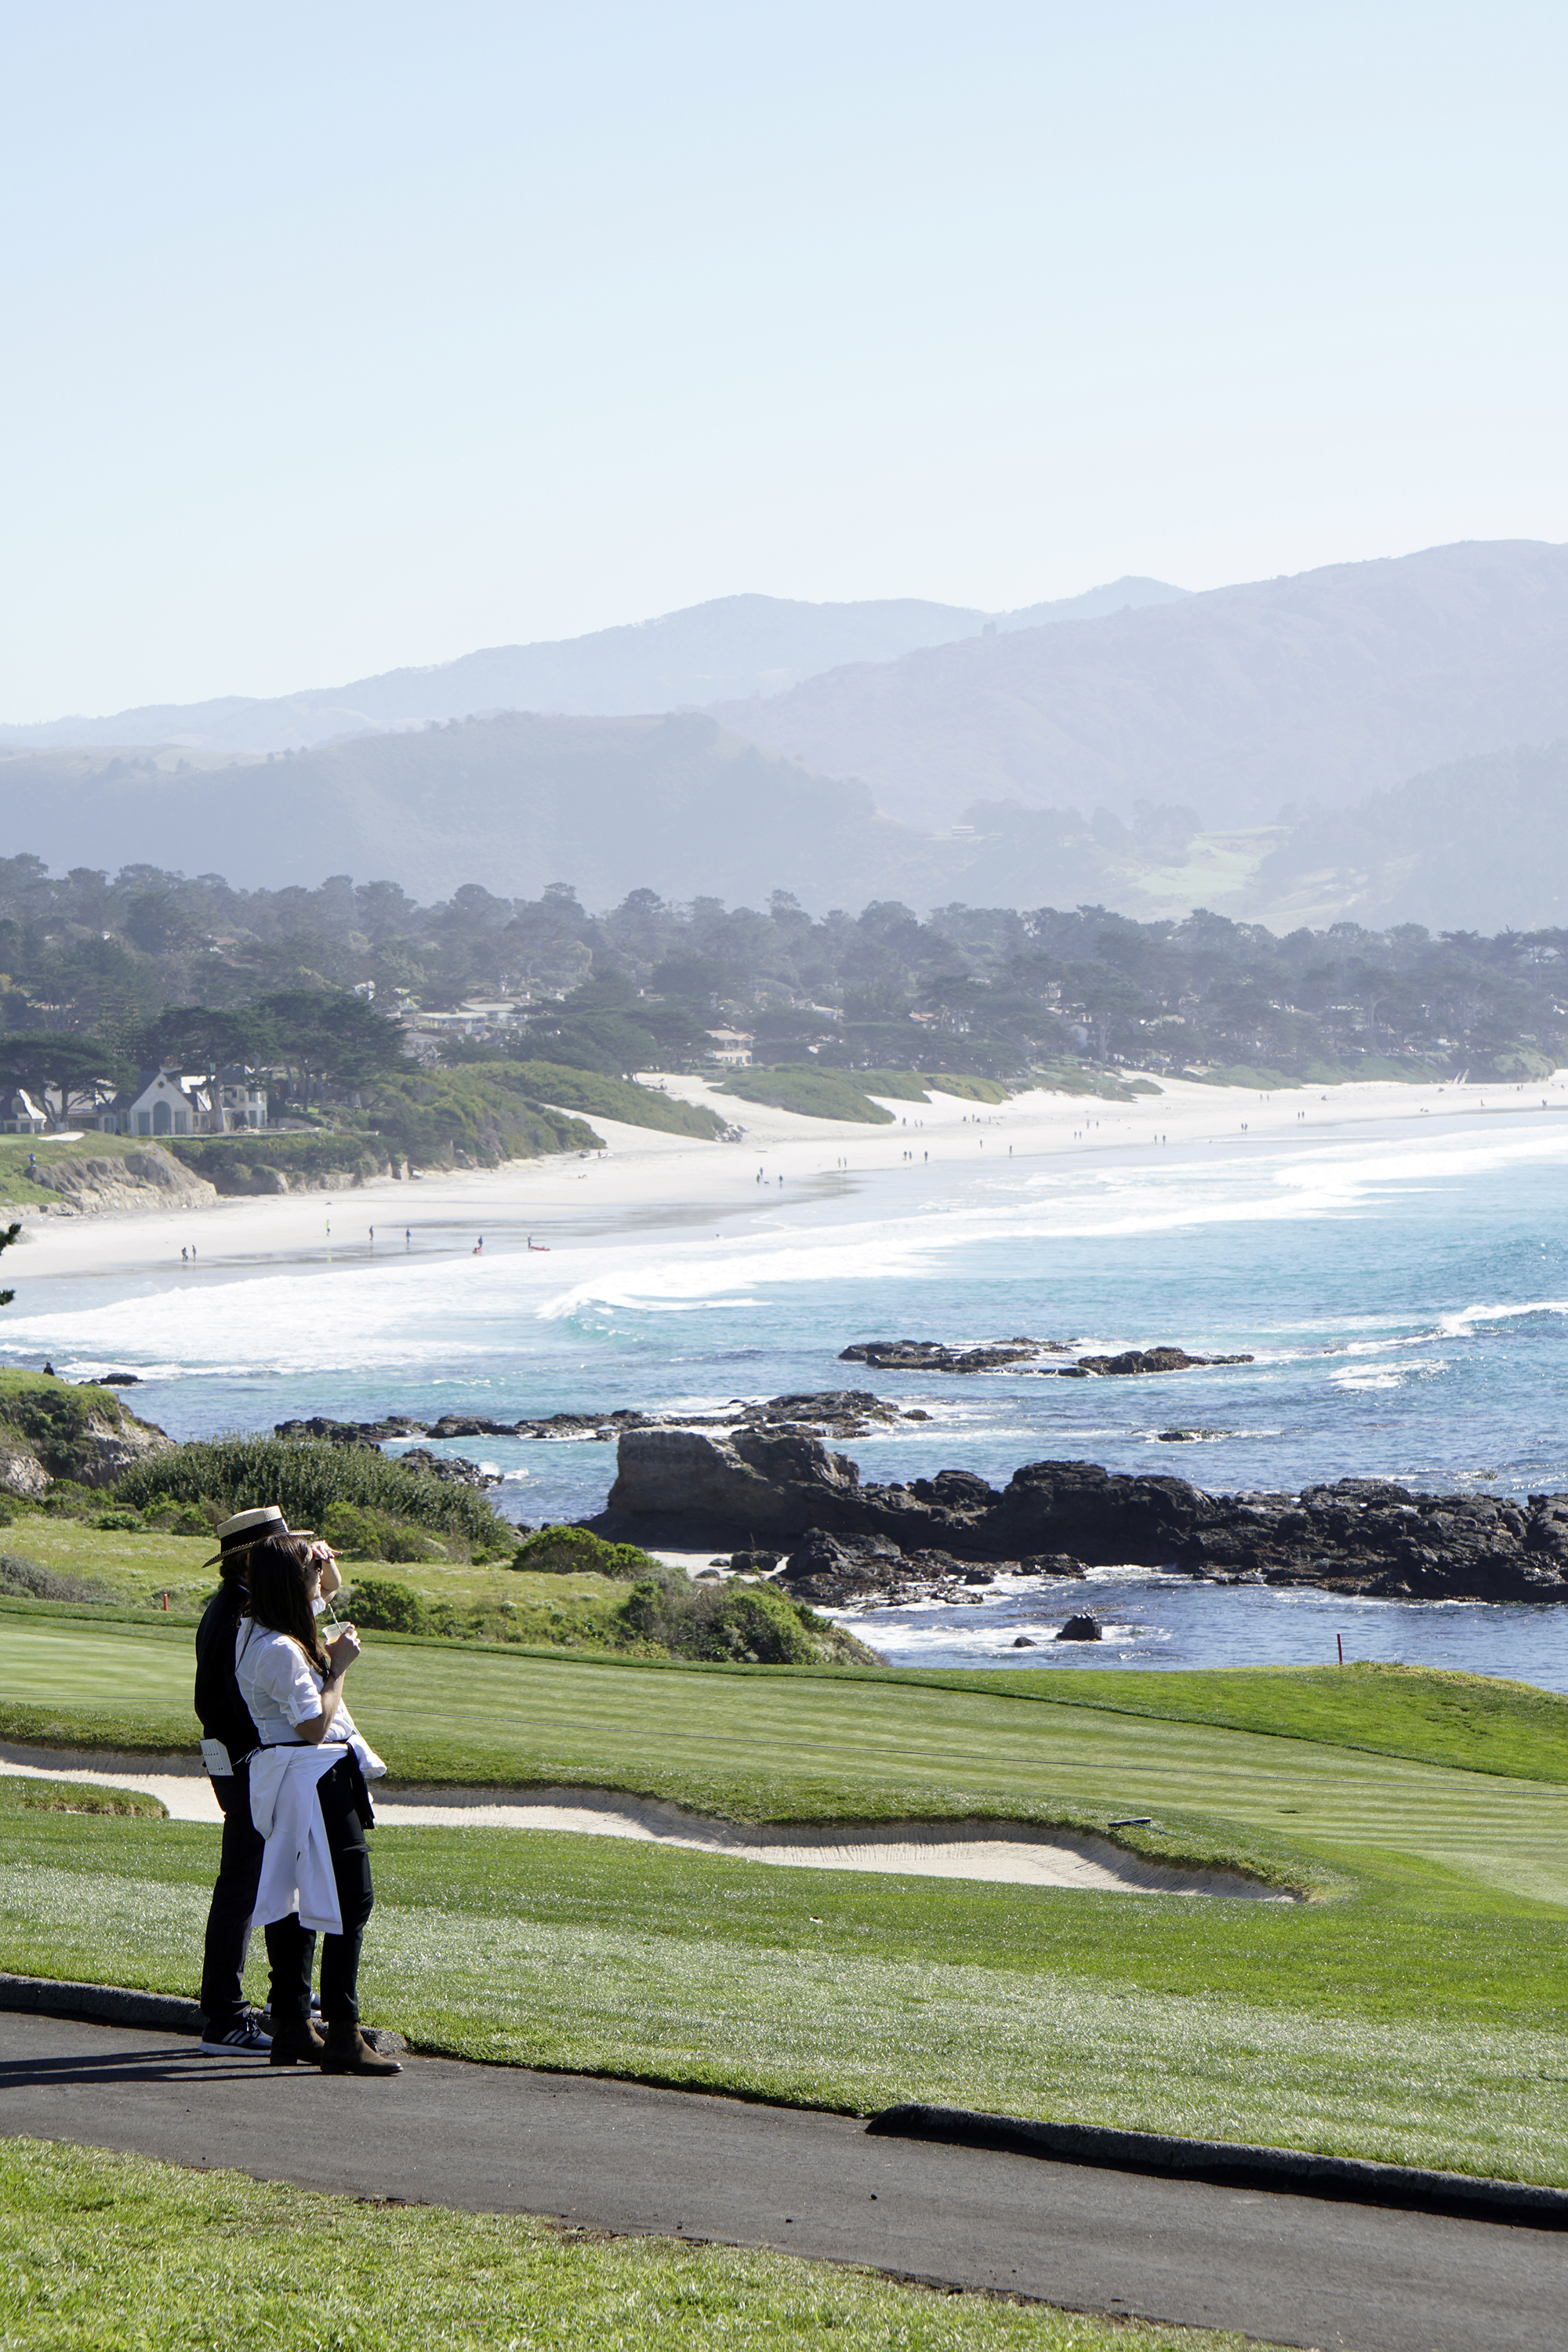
[83,1065,269,1139]
[404,1000,522,1040]
[704,1029,754,1068]
[0,1088,47,1135]
[215,1066,270,1131]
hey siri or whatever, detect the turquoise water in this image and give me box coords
[6,1106,1568,1687]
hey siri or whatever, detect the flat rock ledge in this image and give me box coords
[586,1429,1568,1606]
[840,1337,1254,1377]
[274,1389,929,1451]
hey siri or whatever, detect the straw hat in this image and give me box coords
[203,1504,317,1573]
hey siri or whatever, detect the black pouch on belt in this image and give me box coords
[341,1748,376,1830]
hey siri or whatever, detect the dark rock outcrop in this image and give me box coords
[274,1417,384,1449]
[775,1531,911,1603]
[393,1446,502,1490]
[589,1428,1568,1605]
[1057,1612,1103,1641]
[840,1337,1065,1371]
[1074,1348,1254,1375]
[838,1336,1253,1377]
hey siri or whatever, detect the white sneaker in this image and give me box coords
[199,2016,273,2058]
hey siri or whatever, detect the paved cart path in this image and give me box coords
[2,2013,1563,2352]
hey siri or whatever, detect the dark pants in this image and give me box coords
[265,1756,377,2027]
[198,1761,309,2027]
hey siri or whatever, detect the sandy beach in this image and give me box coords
[9,1065,1567,1288]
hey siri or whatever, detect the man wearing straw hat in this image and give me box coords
[194,1505,338,2056]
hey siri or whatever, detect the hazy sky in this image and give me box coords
[3,0,1566,717]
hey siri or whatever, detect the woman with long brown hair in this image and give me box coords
[236,1529,399,2076]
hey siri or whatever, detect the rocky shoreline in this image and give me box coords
[273,1389,928,1453]
[268,1383,1568,1609]
[585,1423,1568,1607]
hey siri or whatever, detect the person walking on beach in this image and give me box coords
[236,1532,400,2074]
[194,1506,337,2057]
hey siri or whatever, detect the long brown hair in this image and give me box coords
[244,1534,330,1672]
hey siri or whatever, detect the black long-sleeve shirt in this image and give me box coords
[194,1581,262,1768]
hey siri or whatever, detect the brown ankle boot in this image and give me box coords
[268,2013,326,2067]
[319,2020,402,2075]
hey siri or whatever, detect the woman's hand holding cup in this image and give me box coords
[327,1623,361,1674]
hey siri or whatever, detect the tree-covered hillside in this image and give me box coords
[2,853,1566,1094]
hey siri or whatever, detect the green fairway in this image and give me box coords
[5,1618,1568,1901]
[7,1620,1568,2180]
[0,2140,1261,2352]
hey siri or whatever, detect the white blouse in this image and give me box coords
[235,1621,358,1748]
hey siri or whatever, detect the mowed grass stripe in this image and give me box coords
[6,1621,1568,1904]
[6,1838,1568,2175]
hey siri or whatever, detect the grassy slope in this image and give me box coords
[0,2142,1251,2352]
[938,1660,1568,1786]
[717,1067,1013,1123]
[489,1059,728,1138]
[716,1067,898,1122]
[0,1520,218,1613]
[0,1132,145,1207]
[7,1631,1568,2175]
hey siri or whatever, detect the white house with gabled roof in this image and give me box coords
[83,1066,270,1139]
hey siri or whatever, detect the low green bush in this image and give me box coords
[322,1501,447,1564]
[511,1526,658,1580]
[346,1574,459,1638]
[143,1502,216,1539]
[613,1569,874,1666]
[0,1552,114,1604]
[113,1436,511,1549]
[39,1482,101,1519]
[90,1512,145,1534]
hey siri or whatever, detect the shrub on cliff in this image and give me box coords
[114,1436,511,1550]
[512,1526,659,1580]
[614,1567,877,1666]
[365,1069,603,1167]
[169,1132,384,1192]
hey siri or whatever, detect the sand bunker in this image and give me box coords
[0,1744,1285,1898]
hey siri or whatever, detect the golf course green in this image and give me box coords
[3,1607,1566,2184]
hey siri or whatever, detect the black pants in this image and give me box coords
[198,1761,309,2027]
[266,1756,376,2027]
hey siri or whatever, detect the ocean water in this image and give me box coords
[6,1107,1568,1690]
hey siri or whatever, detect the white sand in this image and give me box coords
[7,1065,1566,1287]
[0,1747,1283,1896]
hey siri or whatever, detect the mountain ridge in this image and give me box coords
[0,578,1185,757]
[710,539,1568,831]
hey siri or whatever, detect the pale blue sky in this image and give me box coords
[3,0,1566,716]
